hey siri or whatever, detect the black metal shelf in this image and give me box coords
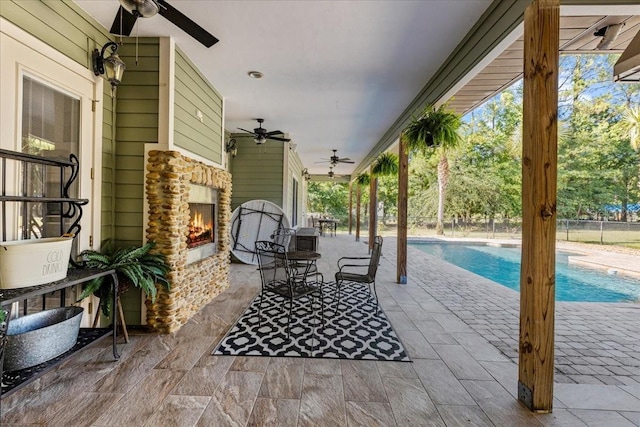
[0,196,89,205]
[0,149,121,409]
[0,148,76,167]
[1,327,113,396]
[0,269,115,307]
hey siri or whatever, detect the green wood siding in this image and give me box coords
[174,47,223,163]
[288,148,304,226]
[230,136,284,210]
[114,39,160,248]
[102,89,116,242]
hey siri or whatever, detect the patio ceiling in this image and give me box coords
[73,1,640,179]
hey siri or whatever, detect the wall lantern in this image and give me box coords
[225,138,238,157]
[92,41,126,90]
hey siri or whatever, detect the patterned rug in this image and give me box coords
[213,281,410,361]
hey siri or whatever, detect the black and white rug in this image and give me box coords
[213,281,410,361]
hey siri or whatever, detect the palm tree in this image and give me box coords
[621,105,640,151]
[404,104,463,234]
[620,105,640,194]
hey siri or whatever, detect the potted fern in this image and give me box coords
[78,241,170,318]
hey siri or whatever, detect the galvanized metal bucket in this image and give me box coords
[4,306,83,371]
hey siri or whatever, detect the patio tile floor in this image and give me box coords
[1,233,639,426]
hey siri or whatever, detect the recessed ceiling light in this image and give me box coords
[247,71,263,79]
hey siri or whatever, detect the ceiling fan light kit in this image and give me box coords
[110,0,219,48]
[120,0,159,17]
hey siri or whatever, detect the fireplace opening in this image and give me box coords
[187,203,215,249]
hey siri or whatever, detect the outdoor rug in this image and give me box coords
[213,281,410,361]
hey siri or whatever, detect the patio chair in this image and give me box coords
[334,235,383,308]
[255,240,324,338]
[312,216,323,236]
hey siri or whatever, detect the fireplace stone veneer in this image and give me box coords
[146,150,232,333]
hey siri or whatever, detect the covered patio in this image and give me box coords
[3,234,639,426]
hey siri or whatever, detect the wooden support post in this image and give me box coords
[397,135,408,284]
[519,0,559,413]
[368,167,378,251]
[348,182,353,235]
[355,185,361,242]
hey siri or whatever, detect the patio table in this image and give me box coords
[281,251,322,285]
[318,219,339,236]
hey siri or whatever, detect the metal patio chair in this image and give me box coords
[334,235,383,308]
[255,240,324,338]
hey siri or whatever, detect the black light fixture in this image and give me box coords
[225,138,238,157]
[92,41,126,90]
[594,23,624,50]
[302,168,311,181]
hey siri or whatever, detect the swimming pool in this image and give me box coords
[410,242,640,303]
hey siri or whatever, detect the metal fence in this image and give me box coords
[367,216,640,247]
[557,219,640,246]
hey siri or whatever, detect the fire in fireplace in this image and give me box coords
[187,203,215,249]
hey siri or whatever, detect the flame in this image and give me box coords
[187,205,214,248]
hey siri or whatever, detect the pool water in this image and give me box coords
[410,243,640,303]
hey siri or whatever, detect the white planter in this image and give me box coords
[0,236,74,289]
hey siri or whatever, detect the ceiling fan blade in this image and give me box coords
[338,160,355,164]
[157,0,219,47]
[110,6,138,36]
[267,136,291,142]
[265,130,284,136]
[237,128,256,135]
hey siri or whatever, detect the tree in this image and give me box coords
[307,181,349,221]
[404,104,463,234]
[557,54,640,220]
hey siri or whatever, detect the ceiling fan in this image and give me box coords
[109,0,219,48]
[327,166,347,179]
[316,149,355,166]
[237,119,291,145]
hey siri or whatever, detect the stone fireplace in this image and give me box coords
[145,150,231,333]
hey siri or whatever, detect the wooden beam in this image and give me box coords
[518,0,559,413]
[355,184,361,242]
[397,135,408,284]
[348,182,353,235]
[368,167,377,251]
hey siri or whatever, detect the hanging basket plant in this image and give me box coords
[371,152,399,177]
[403,104,462,153]
[355,172,370,187]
